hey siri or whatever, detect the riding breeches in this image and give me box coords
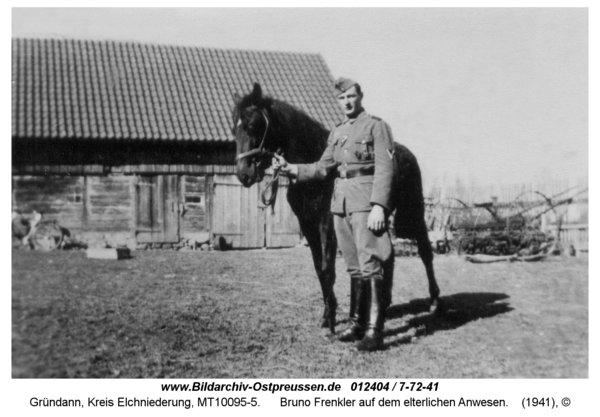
[333,211,393,278]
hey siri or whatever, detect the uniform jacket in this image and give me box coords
[297,111,396,215]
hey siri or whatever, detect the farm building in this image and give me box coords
[12,38,343,249]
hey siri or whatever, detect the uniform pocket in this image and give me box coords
[356,136,374,160]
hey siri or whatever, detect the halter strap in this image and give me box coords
[235,109,281,208]
[235,109,271,162]
[256,109,270,151]
[235,148,266,162]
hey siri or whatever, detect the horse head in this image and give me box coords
[232,83,276,188]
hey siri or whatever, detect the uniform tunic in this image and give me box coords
[296,110,396,278]
[297,111,395,214]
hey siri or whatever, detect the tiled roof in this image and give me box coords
[12,38,343,142]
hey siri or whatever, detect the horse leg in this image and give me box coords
[415,223,441,313]
[382,254,394,313]
[299,215,338,333]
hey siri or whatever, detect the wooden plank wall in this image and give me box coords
[86,176,132,231]
[13,174,133,235]
[181,175,208,241]
[13,172,302,248]
[13,164,237,175]
[12,175,85,231]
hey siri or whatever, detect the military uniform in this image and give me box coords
[297,110,395,277]
[297,111,395,214]
[294,78,396,351]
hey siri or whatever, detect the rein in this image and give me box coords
[234,109,282,208]
[261,150,282,208]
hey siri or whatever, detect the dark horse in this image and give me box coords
[232,83,440,333]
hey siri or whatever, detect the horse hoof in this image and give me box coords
[430,298,443,314]
[321,318,336,333]
[338,326,364,343]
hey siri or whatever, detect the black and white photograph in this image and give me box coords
[8,3,592,407]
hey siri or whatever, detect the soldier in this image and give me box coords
[272,77,396,351]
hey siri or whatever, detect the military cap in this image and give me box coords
[334,77,360,95]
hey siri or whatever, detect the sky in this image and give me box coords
[10,6,589,189]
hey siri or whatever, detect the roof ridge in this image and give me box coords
[12,37,324,60]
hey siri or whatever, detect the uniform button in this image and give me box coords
[344,163,348,166]
[344,149,347,152]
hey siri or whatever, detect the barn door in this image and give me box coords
[135,175,180,243]
[264,176,301,248]
[211,174,264,248]
[211,174,300,249]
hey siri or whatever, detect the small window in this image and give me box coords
[182,176,205,210]
[185,195,201,204]
[67,186,82,204]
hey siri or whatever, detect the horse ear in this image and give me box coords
[233,93,242,106]
[251,82,262,100]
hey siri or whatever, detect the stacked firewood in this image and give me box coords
[456,230,558,256]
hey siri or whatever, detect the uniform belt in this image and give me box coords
[338,167,375,179]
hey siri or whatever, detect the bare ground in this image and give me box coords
[12,248,588,378]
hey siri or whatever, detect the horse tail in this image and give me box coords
[391,143,427,240]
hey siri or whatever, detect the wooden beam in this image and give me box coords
[12,164,238,175]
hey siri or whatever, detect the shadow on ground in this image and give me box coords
[355,292,513,349]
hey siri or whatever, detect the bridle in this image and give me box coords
[235,109,273,166]
[234,109,282,207]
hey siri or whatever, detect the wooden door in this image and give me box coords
[264,176,301,248]
[211,174,300,249]
[135,175,180,243]
[212,174,264,248]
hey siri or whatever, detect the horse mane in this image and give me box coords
[268,99,330,164]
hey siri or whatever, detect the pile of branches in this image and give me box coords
[393,238,419,257]
[457,230,555,256]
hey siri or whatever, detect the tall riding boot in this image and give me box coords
[382,256,394,313]
[356,275,385,351]
[338,277,368,342]
[348,275,361,321]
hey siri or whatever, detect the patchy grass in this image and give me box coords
[12,248,587,378]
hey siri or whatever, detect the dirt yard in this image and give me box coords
[12,247,588,378]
